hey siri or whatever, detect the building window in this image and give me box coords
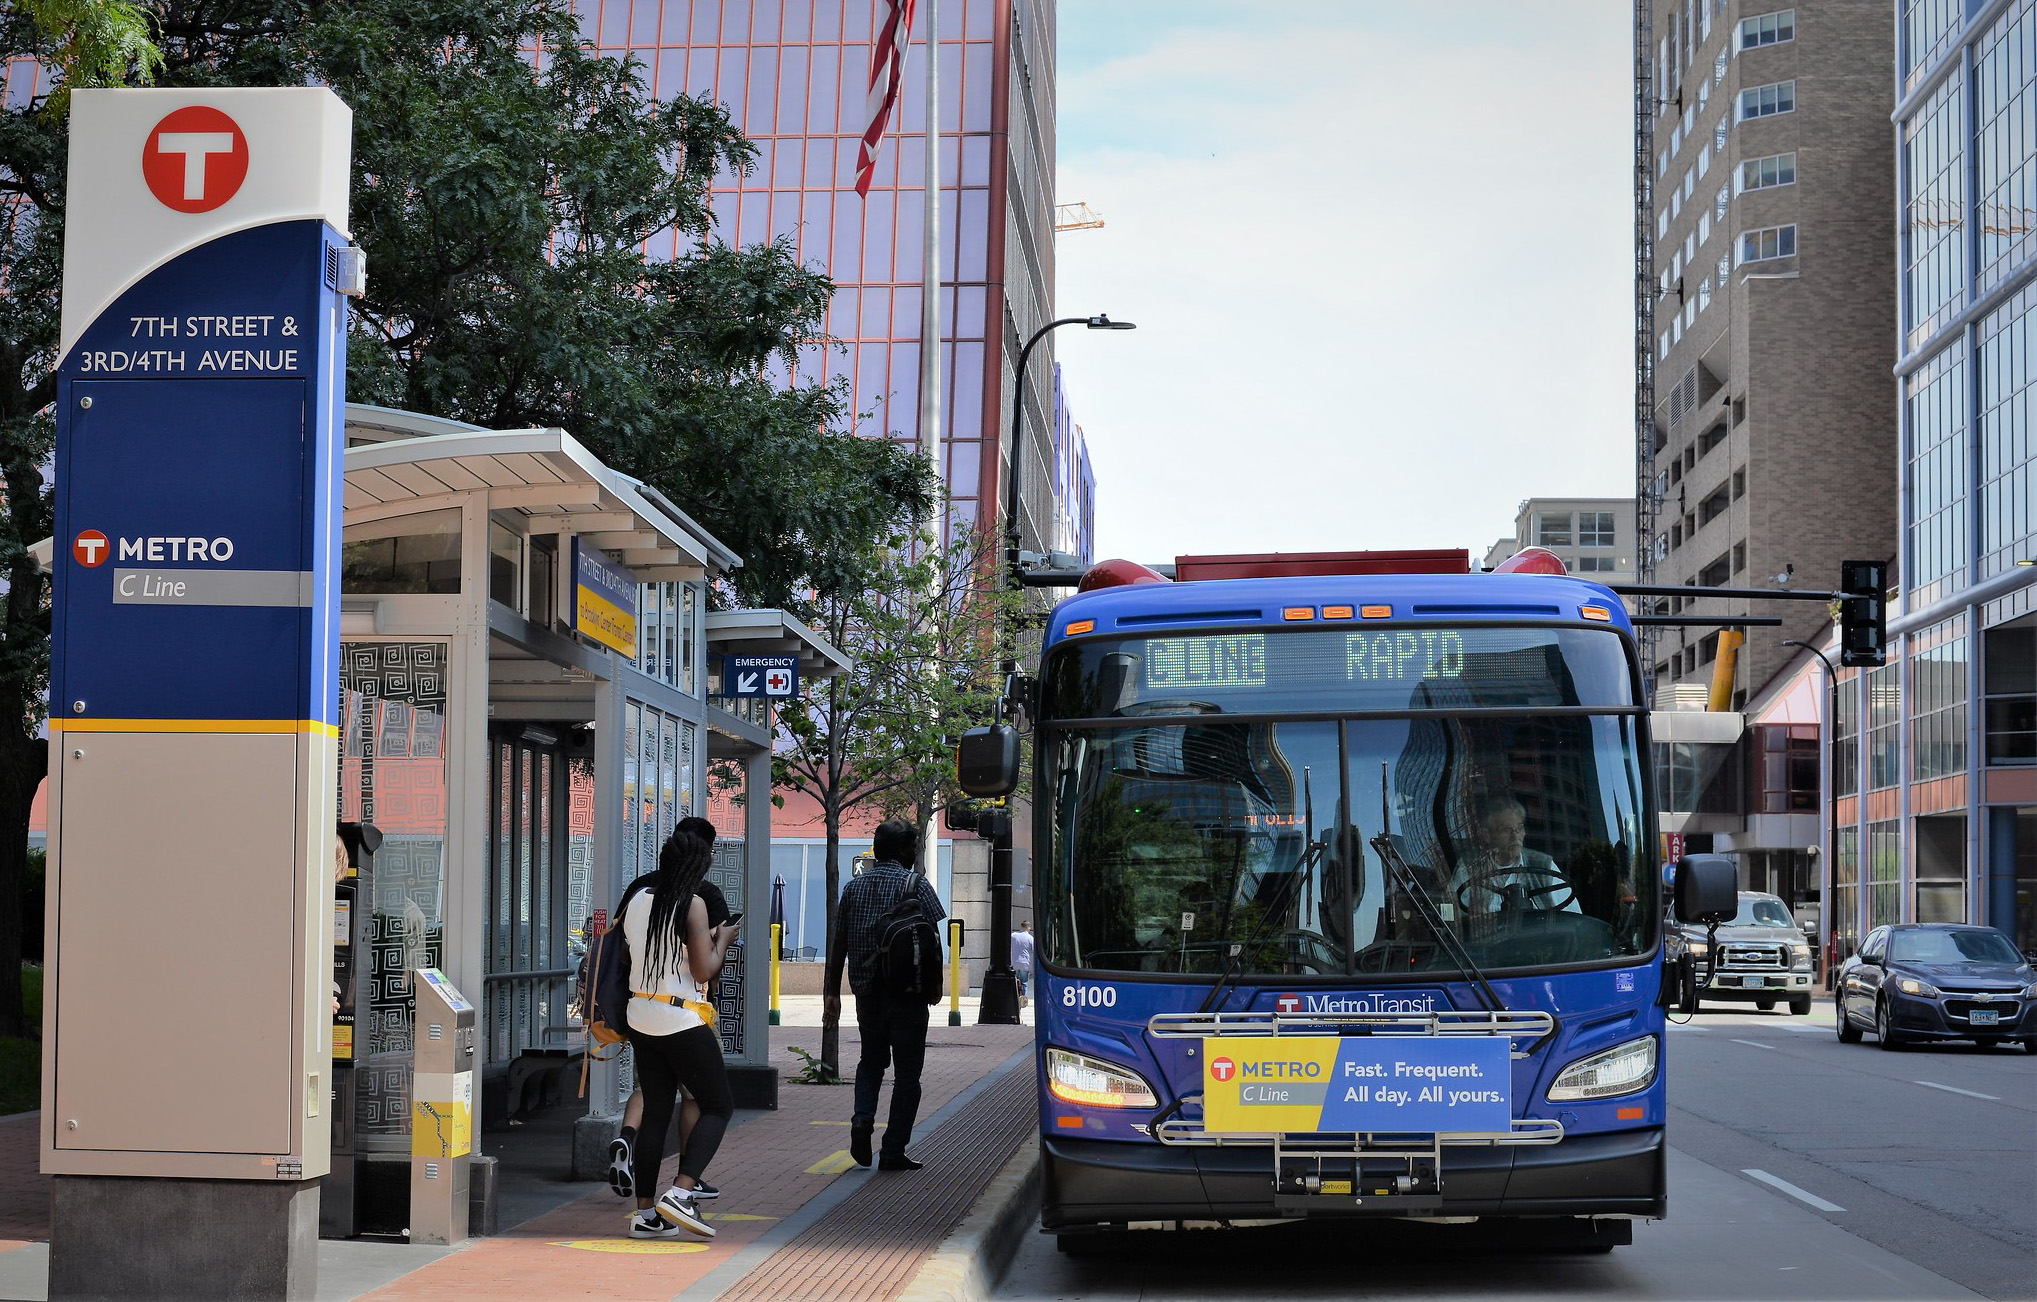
[1834,668,1861,798]
[1976,280,2037,579]
[1739,10,1796,49]
[1739,151,1797,192]
[1576,556,1616,573]
[1699,422,1729,455]
[1732,468,1746,498]
[1904,342,1967,608]
[1579,511,1616,547]
[1699,553,1732,587]
[341,509,462,595]
[1739,224,1797,264]
[1904,0,1963,84]
[1866,820,1902,929]
[1537,513,1573,547]
[1732,541,1746,574]
[1714,113,1729,151]
[1738,80,1795,121]
[1715,182,1731,221]
[1717,250,1732,284]
[1911,616,1970,781]
[1976,4,2036,286]
[1867,660,1902,789]
[1758,724,1819,814]
[1697,143,1711,180]
[1698,484,1731,525]
[1983,618,2036,765]
[1715,49,1729,85]
[1697,274,1712,314]
[1903,75,1966,348]
[1659,207,1671,241]
[1698,210,1712,246]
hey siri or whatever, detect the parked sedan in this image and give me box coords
[1835,924,2037,1051]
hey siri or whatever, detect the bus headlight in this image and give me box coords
[1547,1036,1658,1102]
[1046,1047,1158,1109]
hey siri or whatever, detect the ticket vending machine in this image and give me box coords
[322,822,380,1239]
[410,968,475,1247]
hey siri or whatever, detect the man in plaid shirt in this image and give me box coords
[825,818,946,1170]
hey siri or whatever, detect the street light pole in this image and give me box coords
[979,313,1134,1026]
[1784,639,1840,988]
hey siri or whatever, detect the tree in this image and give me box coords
[775,523,1011,1071]
[0,0,935,1035]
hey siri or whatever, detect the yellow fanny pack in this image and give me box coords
[630,990,718,1029]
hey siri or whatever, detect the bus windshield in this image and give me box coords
[1038,627,1653,979]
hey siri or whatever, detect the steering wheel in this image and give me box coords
[1454,865,1576,914]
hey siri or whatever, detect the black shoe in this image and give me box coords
[849,1120,873,1168]
[878,1153,923,1171]
[607,1136,633,1199]
[691,1180,720,1200]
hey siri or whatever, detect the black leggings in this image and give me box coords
[626,1022,733,1194]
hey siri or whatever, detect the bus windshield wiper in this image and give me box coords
[1369,764,1507,1014]
[1196,834,1325,1015]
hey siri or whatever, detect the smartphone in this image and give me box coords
[722,911,744,927]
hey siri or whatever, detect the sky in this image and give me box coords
[1050,3,1635,565]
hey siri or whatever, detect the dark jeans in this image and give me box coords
[852,986,930,1157]
[627,1022,733,1195]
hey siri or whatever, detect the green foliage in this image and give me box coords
[784,1043,844,1086]
[17,0,164,113]
[0,965,38,1113]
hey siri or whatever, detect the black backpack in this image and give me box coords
[875,870,943,1005]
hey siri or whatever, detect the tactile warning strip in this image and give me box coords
[717,1055,1038,1302]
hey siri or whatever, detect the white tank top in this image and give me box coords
[622,888,706,1036]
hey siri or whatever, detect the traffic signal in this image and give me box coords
[1838,560,1886,667]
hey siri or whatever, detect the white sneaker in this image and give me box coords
[629,1208,681,1239]
[656,1186,715,1238]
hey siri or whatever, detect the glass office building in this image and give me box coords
[575,0,1076,548]
[1837,0,2037,954]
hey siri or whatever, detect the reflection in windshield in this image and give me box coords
[1724,896,1796,928]
[1043,712,1652,977]
[1889,929,2023,965]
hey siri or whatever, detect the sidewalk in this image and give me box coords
[0,1004,1039,1302]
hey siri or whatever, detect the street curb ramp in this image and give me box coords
[895,1139,1042,1302]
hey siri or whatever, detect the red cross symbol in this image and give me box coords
[765,669,791,695]
[1209,1058,1236,1082]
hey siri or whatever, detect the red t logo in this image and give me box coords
[142,107,249,213]
[73,531,109,568]
[1210,1058,1235,1082]
[1276,994,1302,1014]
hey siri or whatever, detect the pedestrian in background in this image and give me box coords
[825,819,946,1171]
[1010,919,1035,1004]
[619,829,740,1238]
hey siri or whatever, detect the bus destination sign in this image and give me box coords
[1143,631,1469,692]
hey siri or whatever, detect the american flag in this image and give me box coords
[854,0,919,198]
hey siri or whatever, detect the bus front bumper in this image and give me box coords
[1041,1127,1667,1231]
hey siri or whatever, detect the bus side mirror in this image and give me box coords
[956,724,1021,798]
[1673,853,1737,925]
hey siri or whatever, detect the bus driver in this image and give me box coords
[1450,793,1578,915]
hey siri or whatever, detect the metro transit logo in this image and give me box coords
[72,531,109,568]
[142,107,249,214]
[1209,1057,1236,1082]
[1276,994,1302,1013]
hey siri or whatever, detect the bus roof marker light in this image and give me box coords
[1065,619,1095,636]
[1282,607,1315,621]
[1360,604,1393,619]
[1581,606,1614,622]
[1322,605,1355,620]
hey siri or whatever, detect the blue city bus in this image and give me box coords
[1017,552,1721,1252]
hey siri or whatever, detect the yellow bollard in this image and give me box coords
[948,918,964,1026]
[769,922,783,1026]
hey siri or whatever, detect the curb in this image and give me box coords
[894,1138,1041,1302]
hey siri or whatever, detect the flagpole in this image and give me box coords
[918,0,942,507]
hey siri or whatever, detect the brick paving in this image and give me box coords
[357,1019,1034,1301]
[0,1018,1038,1300]
[717,1058,1035,1302]
[0,1114,49,1251]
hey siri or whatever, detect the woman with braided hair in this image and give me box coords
[620,828,741,1239]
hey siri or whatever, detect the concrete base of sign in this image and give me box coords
[50,1174,319,1300]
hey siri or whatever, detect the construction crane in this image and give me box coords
[1054,201,1105,232]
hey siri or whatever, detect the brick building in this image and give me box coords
[1640,0,1898,706]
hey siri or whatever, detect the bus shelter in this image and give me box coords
[336,405,845,1201]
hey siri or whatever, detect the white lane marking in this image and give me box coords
[1778,1023,1828,1033]
[1729,1038,1777,1050]
[1742,1168,1845,1213]
[1914,1080,2001,1101]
